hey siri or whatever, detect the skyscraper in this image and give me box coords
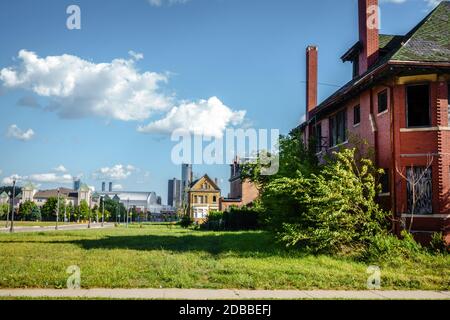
[73,178,81,191]
[181,164,192,206]
[168,178,181,208]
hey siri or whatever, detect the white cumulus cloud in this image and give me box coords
[0,50,171,121]
[112,184,124,191]
[6,124,35,141]
[137,96,246,138]
[2,173,73,185]
[54,165,68,173]
[93,164,136,181]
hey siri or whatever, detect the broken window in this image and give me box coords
[312,123,322,153]
[329,109,347,147]
[407,84,430,127]
[407,167,433,215]
[378,89,388,114]
[380,169,390,194]
[354,105,361,125]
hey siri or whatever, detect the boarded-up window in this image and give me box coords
[407,167,433,215]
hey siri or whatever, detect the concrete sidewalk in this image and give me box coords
[0,223,115,233]
[0,289,449,300]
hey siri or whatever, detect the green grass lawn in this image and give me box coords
[0,224,448,290]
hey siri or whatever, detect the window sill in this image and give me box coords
[400,126,450,132]
[353,123,361,128]
[329,140,349,150]
[377,110,389,117]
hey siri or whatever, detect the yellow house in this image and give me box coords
[188,175,220,222]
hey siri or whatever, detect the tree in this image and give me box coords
[66,202,74,222]
[241,130,318,193]
[19,200,38,221]
[79,200,90,221]
[0,204,9,219]
[30,206,41,221]
[41,197,58,221]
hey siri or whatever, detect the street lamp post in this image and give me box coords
[5,192,11,228]
[88,197,92,229]
[126,198,129,228]
[55,188,60,230]
[10,180,16,233]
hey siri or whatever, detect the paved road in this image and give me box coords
[0,223,115,233]
[0,289,448,300]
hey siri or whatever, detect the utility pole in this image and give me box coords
[55,188,60,230]
[10,180,16,233]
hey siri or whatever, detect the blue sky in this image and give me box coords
[0,0,443,203]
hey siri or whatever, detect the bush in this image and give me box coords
[179,215,193,228]
[429,232,448,254]
[202,208,261,231]
[361,231,424,263]
[272,148,389,254]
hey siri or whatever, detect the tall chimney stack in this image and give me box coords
[358,0,379,75]
[306,46,318,120]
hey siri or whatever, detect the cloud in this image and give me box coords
[381,0,444,6]
[28,173,73,184]
[93,164,136,181]
[54,165,68,173]
[112,184,124,191]
[148,0,190,7]
[137,96,246,138]
[2,173,72,185]
[0,50,171,121]
[2,174,24,185]
[6,124,35,141]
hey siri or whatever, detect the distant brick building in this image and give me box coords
[220,157,259,212]
[298,0,450,243]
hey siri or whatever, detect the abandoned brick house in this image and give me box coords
[298,0,450,243]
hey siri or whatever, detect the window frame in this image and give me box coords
[353,104,361,125]
[377,89,388,114]
[329,109,347,147]
[406,83,431,128]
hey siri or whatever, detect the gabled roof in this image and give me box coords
[391,2,450,62]
[189,174,221,191]
[0,191,9,199]
[301,2,450,126]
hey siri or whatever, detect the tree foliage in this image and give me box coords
[273,149,389,253]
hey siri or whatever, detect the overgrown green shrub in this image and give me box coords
[179,215,193,228]
[429,232,448,254]
[272,149,389,254]
[202,207,260,231]
[361,231,424,263]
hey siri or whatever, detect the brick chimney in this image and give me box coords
[306,45,318,120]
[358,0,379,75]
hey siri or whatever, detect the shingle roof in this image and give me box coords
[391,2,450,62]
[303,2,450,123]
